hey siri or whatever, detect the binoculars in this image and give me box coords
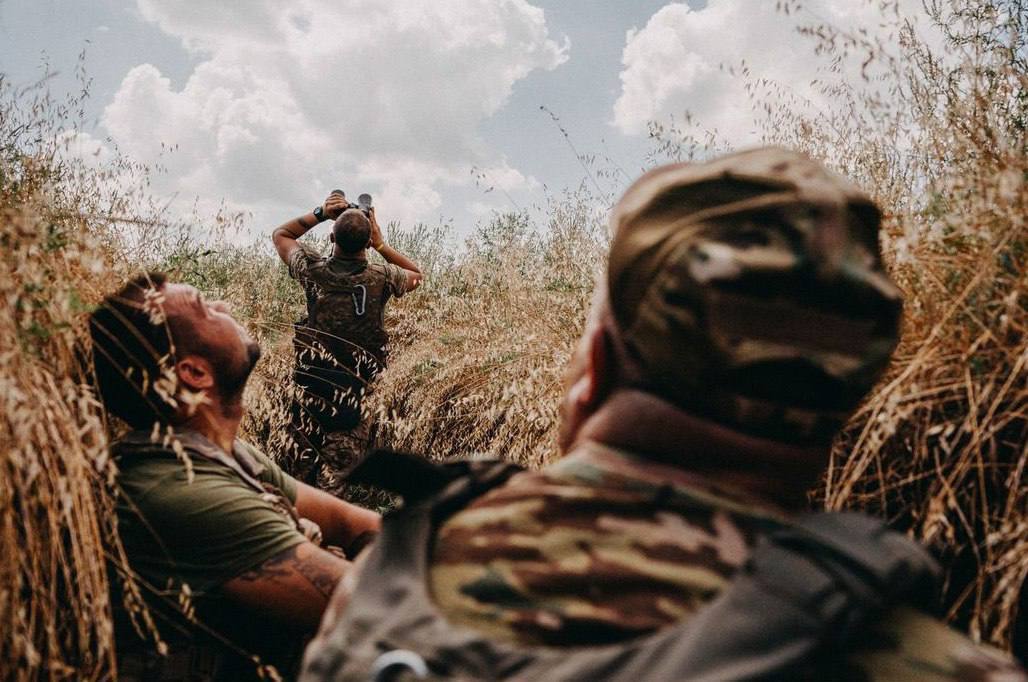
[331,189,373,217]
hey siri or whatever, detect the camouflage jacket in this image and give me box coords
[428,442,1023,680]
[288,242,409,370]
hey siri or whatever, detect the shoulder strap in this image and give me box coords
[629,511,941,681]
[303,286,319,327]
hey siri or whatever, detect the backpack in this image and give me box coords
[300,453,942,682]
[294,261,391,432]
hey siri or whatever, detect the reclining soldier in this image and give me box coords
[301,148,1026,680]
[89,273,381,680]
[272,193,423,495]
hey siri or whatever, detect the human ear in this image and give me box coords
[565,323,612,411]
[175,355,215,392]
[581,324,614,408]
[556,322,613,453]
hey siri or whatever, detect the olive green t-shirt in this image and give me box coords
[114,430,306,598]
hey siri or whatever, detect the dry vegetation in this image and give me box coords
[781,0,1026,649]
[0,0,1024,678]
[1,78,151,678]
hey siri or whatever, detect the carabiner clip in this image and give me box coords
[352,284,368,316]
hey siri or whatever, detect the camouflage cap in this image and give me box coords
[607,147,903,444]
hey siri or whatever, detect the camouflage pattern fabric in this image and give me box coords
[285,243,408,491]
[605,147,904,444]
[288,242,408,370]
[282,386,373,490]
[429,442,1024,679]
[316,418,372,498]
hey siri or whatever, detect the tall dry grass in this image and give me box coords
[365,197,606,469]
[0,73,151,679]
[0,71,261,679]
[0,0,1024,677]
[783,0,1026,649]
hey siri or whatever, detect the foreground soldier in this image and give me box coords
[302,148,1025,680]
[89,274,381,679]
[272,194,423,495]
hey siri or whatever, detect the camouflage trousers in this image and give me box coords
[316,418,372,498]
[283,399,372,497]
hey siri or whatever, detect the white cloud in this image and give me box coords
[480,161,540,194]
[612,0,936,145]
[57,130,115,167]
[103,0,568,232]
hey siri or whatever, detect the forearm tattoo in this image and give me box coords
[237,544,343,599]
[295,550,342,598]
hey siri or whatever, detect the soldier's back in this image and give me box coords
[428,443,1023,680]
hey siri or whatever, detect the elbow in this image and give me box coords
[272,239,293,264]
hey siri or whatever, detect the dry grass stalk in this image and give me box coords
[1,77,123,679]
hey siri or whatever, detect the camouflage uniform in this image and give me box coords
[429,443,1020,678]
[430,443,780,646]
[286,242,410,495]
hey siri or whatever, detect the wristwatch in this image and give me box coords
[313,205,326,222]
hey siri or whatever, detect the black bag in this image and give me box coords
[293,317,365,433]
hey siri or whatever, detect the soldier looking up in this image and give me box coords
[89,274,381,680]
[272,194,423,496]
[301,148,1025,681]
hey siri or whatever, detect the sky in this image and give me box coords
[0,0,930,239]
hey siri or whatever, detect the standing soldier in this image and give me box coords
[301,149,1025,681]
[272,193,422,496]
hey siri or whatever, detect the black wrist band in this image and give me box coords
[313,205,325,222]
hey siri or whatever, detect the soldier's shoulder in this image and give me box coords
[367,260,404,280]
[288,241,329,278]
[295,240,325,259]
[851,606,1026,681]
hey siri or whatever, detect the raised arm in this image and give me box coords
[222,540,350,632]
[369,208,424,292]
[271,193,349,265]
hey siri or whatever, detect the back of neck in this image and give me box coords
[333,247,367,260]
[572,390,828,512]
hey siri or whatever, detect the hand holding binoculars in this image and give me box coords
[331,189,373,216]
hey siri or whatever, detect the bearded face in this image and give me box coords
[162,283,263,412]
[217,339,262,401]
